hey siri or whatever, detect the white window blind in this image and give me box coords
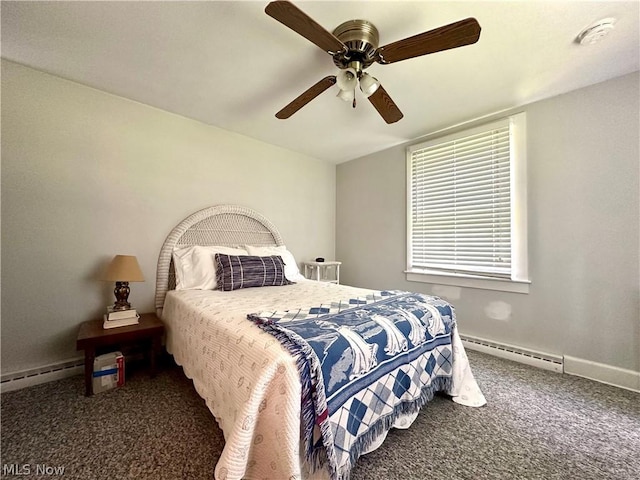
[408,118,513,279]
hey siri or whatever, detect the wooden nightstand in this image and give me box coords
[303,261,341,284]
[76,312,164,396]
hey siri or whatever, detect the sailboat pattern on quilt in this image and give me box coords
[248,290,456,480]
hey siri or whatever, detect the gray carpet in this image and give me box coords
[1,350,638,480]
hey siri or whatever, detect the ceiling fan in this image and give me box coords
[265,1,481,124]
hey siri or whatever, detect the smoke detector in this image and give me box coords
[576,18,616,45]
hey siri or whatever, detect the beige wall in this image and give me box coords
[337,72,640,375]
[1,60,336,373]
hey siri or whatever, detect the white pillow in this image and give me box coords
[244,245,305,282]
[173,245,248,290]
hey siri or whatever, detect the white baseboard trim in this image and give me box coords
[563,355,640,393]
[460,332,640,392]
[1,357,84,393]
[3,347,638,395]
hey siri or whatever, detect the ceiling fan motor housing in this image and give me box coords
[332,20,379,70]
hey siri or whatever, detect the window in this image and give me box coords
[406,113,529,293]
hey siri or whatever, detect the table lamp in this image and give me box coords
[103,255,145,311]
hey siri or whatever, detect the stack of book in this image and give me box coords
[103,308,140,329]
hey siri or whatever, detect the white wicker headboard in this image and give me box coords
[155,205,284,316]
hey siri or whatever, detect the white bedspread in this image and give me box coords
[162,281,485,480]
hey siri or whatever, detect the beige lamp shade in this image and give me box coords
[103,255,145,282]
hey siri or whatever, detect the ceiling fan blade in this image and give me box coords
[376,18,481,64]
[367,85,404,124]
[265,1,346,54]
[276,76,337,119]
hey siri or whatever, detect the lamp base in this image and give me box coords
[112,281,131,311]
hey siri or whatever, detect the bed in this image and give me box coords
[156,205,486,480]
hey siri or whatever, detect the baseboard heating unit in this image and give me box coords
[460,334,564,373]
[1,358,84,393]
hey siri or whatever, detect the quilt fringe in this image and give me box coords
[336,375,452,480]
[248,317,339,479]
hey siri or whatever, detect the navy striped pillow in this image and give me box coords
[215,254,294,291]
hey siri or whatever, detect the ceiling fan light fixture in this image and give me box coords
[336,67,358,91]
[359,73,380,97]
[336,87,355,103]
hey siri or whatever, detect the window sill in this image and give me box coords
[405,270,530,294]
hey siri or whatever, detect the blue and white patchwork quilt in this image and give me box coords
[248,290,457,480]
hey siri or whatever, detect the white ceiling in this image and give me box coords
[2,1,639,163]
